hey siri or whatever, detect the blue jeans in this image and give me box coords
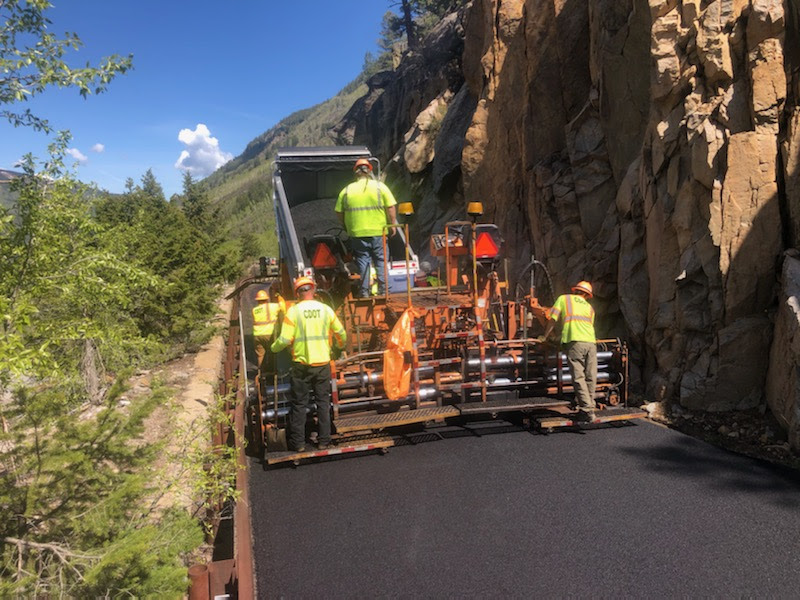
[349,236,386,297]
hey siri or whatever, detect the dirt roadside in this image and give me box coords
[126,291,233,516]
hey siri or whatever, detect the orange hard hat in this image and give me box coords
[293,276,316,293]
[353,158,373,172]
[255,289,269,301]
[572,281,593,297]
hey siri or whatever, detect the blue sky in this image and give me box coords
[0,1,391,197]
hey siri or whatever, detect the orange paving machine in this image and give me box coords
[246,147,643,466]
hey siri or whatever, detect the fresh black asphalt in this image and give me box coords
[248,419,800,598]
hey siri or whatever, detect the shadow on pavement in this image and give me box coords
[619,433,800,509]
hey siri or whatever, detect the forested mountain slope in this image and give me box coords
[202,79,371,259]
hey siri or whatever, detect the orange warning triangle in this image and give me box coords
[312,243,337,268]
[475,232,499,258]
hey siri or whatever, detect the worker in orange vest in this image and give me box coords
[542,281,598,422]
[270,277,347,452]
[252,285,284,374]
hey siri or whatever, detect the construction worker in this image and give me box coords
[542,281,597,422]
[335,158,399,297]
[270,276,347,452]
[420,260,442,287]
[252,285,284,374]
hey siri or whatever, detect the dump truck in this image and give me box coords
[245,146,644,466]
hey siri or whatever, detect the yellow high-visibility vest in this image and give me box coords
[252,302,281,337]
[270,299,347,365]
[549,294,596,344]
[334,178,397,238]
[370,266,378,295]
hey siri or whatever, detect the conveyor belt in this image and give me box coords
[334,405,460,433]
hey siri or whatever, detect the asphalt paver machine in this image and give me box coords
[248,147,644,466]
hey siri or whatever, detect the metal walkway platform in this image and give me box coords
[265,437,394,466]
[455,397,570,415]
[334,405,461,434]
[535,407,647,431]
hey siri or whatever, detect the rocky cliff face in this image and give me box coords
[334,0,800,448]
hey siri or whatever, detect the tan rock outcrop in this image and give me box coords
[457,0,787,412]
[403,92,454,174]
[334,0,800,443]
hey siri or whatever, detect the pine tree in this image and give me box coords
[140,169,166,203]
[181,171,210,229]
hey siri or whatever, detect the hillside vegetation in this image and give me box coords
[201,80,369,263]
[0,1,465,594]
[0,146,237,594]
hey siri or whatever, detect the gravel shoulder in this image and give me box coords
[644,401,800,471]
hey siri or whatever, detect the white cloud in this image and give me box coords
[91,143,105,153]
[174,123,232,177]
[66,148,88,163]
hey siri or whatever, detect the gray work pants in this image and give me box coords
[288,362,332,450]
[566,341,597,413]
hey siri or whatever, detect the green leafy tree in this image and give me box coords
[0,6,228,595]
[0,146,203,595]
[1,137,158,388]
[0,0,132,132]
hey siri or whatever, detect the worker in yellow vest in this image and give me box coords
[270,277,347,452]
[369,265,378,296]
[335,158,399,297]
[542,281,598,422]
[252,285,284,374]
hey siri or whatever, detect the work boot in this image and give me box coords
[291,445,307,453]
[575,411,596,423]
[317,441,333,450]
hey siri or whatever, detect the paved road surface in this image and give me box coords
[249,419,800,598]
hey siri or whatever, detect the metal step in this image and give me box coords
[334,405,460,433]
[266,436,394,465]
[535,407,647,430]
[455,397,571,415]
